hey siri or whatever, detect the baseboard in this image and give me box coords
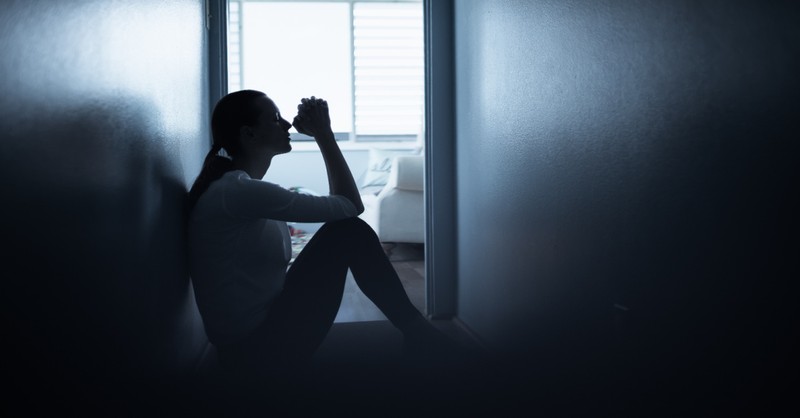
[193,341,218,376]
[450,316,490,353]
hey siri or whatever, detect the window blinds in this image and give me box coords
[227,1,242,93]
[228,1,424,140]
[353,2,424,137]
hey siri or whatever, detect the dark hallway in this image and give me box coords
[2,0,797,416]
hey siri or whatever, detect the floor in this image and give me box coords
[189,243,500,415]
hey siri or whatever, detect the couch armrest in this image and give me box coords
[387,155,424,191]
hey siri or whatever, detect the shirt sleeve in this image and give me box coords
[221,172,359,222]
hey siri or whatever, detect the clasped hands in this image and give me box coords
[292,96,332,139]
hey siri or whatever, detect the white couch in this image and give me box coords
[359,153,424,244]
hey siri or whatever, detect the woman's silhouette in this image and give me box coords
[187,90,450,379]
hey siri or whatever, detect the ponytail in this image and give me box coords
[187,147,234,212]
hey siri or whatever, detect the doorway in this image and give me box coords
[217,0,430,320]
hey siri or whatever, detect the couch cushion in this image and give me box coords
[390,155,424,191]
[359,148,420,195]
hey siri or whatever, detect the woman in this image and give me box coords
[187,90,450,378]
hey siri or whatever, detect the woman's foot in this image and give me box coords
[401,316,463,362]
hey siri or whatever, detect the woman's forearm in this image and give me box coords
[316,130,364,214]
[293,96,362,213]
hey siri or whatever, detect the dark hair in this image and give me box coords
[187,89,267,211]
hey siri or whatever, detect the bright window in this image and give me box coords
[228,0,424,142]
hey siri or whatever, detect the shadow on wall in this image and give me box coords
[1,93,207,401]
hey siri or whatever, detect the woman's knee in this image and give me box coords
[317,216,375,238]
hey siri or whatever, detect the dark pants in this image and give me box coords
[215,217,422,378]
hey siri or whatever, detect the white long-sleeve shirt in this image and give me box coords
[188,170,358,345]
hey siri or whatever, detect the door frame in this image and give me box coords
[423,0,457,319]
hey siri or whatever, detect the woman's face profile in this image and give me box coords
[249,96,293,156]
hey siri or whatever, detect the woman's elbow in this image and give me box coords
[349,196,364,215]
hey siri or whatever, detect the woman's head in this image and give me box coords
[211,90,293,158]
[212,89,265,156]
[189,90,292,211]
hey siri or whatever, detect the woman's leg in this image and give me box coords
[289,218,451,358]
[218,217,445,377]
[334,217,423,329]
[268,218,422,354]
[215,220,351,377]
[331,219,460,358]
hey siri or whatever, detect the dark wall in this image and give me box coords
[454,0,797,413]
[0,0,209,410]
